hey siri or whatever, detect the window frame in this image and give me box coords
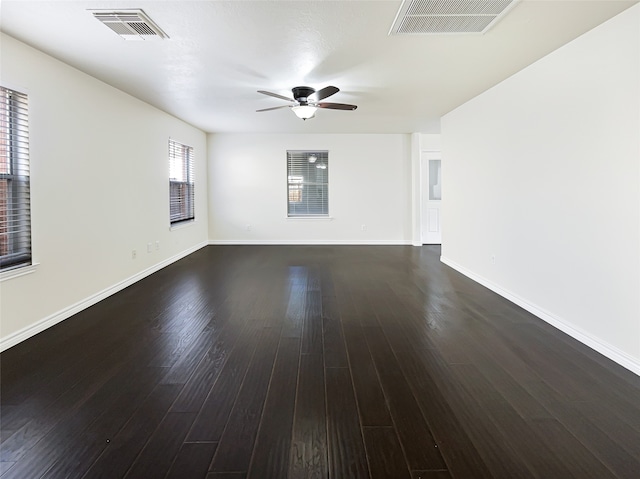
[286,150,329,218]
[0,86,32,273]
[169,138,195,226]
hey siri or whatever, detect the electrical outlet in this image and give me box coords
[155,240,160,250]
[361,224,367,231]
[147,242,153,253]
[132,250,137,259]
[491,254,496,265]
[246,224,252,231]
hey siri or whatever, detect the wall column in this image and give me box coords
[411,132,422,246]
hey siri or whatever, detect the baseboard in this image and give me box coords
[440,255,640,377]
[0,241,208,352]
[208,239,413,245]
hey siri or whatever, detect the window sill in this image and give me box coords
[0,263,39,282]
[287,216,333,221]
[170,220,196,231]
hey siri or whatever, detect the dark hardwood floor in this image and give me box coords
[2,245,640,478]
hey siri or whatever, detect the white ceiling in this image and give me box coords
[1,1,637,134]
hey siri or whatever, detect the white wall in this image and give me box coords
[420,134,442,151]
[0,34,209,349]
[441,5,640,373]
[207,133,412,244]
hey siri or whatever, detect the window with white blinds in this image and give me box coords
[0,86,31,271]
[169,139,194,225]
[287,150,329,217]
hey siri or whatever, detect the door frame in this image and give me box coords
[420,150,442,244]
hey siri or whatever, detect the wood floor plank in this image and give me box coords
[519,325,640,432]
[529,418,617,478]
[448,315,555,421]
[363,326,446,471]
[282,266,308,338]
[301,290,323,355]
[325,367,370,479]
[38,365,166,479]
[342,320,392,427]
[549,401,640,479]
[288,353,328,479]
[407,340,538,478]
[571,400,640,461]
[147,301,213,369]
[371,295,528,479]
[160,316,220,385]
[444,324,640,478]
[0,462,16,477]
[0,426,19,445]
[0,296,148,406]
[0,327,162,465]
[471,314,640,436]
[322,302,348,368]
[186,321,263,442]
[165,442,218,479]
[1,360,164,479]
[385,294,534,478]
[171,315,247,413]
[363,427,411,479]
[246,337,300,479]
[209,326,281,474]
[123,412,196,479]
[492,324,605,403]
[547,321,640,395]
[322,295,349,368]
[80,384,182,479]
[411,471,452,479]
[450,362,592,478]
[381,338,494,478]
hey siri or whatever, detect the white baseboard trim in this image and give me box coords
[440,255,640,377]
[208,239,412,245]
[0,241,208,353]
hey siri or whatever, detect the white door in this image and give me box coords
[421,152,442,244]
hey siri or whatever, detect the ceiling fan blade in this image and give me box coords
[256,105,291,112]
[311,86,339,101]
[317,102,357,111]
[257,90,294,102]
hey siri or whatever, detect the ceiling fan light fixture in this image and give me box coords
[257,86,357,120]
[292,105,317,120]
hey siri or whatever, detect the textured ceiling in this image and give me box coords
[1,1,637,134]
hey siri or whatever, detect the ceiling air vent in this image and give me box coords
[390,0,519,35]
[90,9,169,40]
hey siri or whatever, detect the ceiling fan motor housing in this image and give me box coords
[292,86,316,104]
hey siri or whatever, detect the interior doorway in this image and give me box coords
[420,151,442,244]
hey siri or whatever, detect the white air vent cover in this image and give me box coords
[90,9,169,40]
[390,0,519,35]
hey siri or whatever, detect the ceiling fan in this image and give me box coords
[256,86,357,120]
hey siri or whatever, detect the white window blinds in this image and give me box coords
[287,150,329,217]
[0,86,31,271]
[169,139,194,225]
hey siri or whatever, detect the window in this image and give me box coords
[169,139,194,225]
[287,150,329,217]
[0,86,31,271]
